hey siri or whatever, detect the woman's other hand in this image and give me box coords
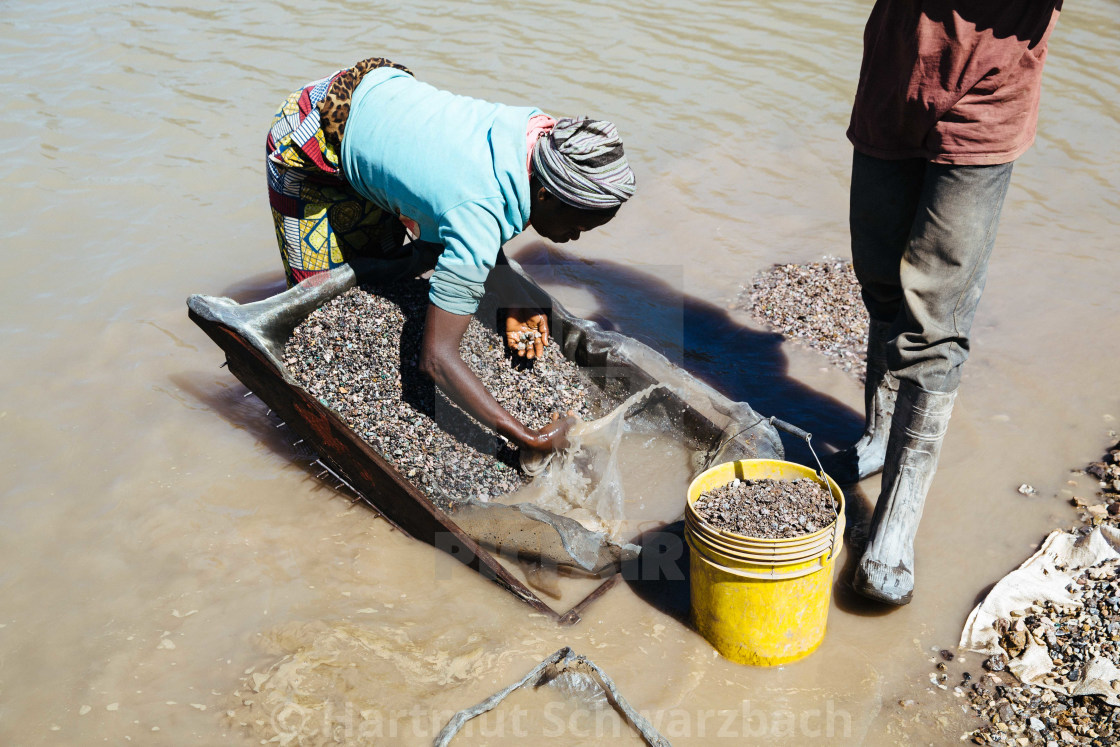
[524,412,578,453]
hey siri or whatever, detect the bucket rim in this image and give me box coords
[684,518,837,561]
[685,513,844,563]
[685,458,844,545]
[685,525,841,579]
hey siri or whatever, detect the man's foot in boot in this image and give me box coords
[822,320,898,485]
[852,383,956,605]
[853,552,914,605]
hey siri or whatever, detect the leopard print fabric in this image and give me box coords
[319,57,413,150]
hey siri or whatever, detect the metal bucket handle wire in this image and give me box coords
[701,416,841,559]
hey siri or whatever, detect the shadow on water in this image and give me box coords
[508,242,907,618]
[510,242,863,454]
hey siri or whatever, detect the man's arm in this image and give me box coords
[418,303,573,451]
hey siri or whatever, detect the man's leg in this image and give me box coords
[825,152,924,484]
[855,159,1015,604]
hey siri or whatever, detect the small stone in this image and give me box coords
[1086,504,1108,519]
[984,654,1008,672]
[1004,629,1028,657]
[79,705,91,716]
[1018,484,1037,495]
[940,649,955,662]
[1087,462,1109,480]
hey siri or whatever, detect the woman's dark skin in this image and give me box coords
[419,181,619,453]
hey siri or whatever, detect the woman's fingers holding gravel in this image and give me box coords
[506,326,543,359]
[534,314,550,357]
[504,309,549,360]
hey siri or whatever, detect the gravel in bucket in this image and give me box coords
[282,279,610,510]
[694,477,835,539]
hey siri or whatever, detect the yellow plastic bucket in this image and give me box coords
[685,459,844,666]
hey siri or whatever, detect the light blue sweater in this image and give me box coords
[340,67,539,315]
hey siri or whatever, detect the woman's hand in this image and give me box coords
[504,308,550,360]
[422,303,558,452]
[523,412,578,453]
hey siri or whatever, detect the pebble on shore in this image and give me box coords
[282,280,608,510]
[961,556,1120,745]
[956,440,1120,745]
[693,477,835,539]
[738,258,870,382]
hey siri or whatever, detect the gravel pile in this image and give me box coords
[963,676,1119,746]
[961,557,1120,745]
[738,258,870,382]
[1071,442,1120,527]
[693,477,836,539]
[283,280,605,509]
[935,440,1120,745]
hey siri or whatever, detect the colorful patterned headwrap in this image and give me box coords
[531,118,636,211]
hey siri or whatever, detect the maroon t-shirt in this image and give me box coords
[847,1,1062,165]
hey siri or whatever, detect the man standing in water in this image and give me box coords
[825,3,1063,604]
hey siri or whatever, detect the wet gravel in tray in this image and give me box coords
[283,280,607,509]
[694,478,836,539]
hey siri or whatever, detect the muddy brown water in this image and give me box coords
[2,1,1118,744]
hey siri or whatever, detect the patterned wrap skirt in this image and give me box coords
[264,58,414,287]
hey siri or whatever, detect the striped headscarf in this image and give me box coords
[531,118,636,211]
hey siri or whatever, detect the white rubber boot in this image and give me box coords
[853,381,956,605]
[822,319,898,484]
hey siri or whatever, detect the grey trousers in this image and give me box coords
[850,151,1015,393]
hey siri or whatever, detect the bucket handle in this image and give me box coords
[703,416,842,561]
[767,418,844,561]
[767,418,826,481]
[704,416,825,479]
